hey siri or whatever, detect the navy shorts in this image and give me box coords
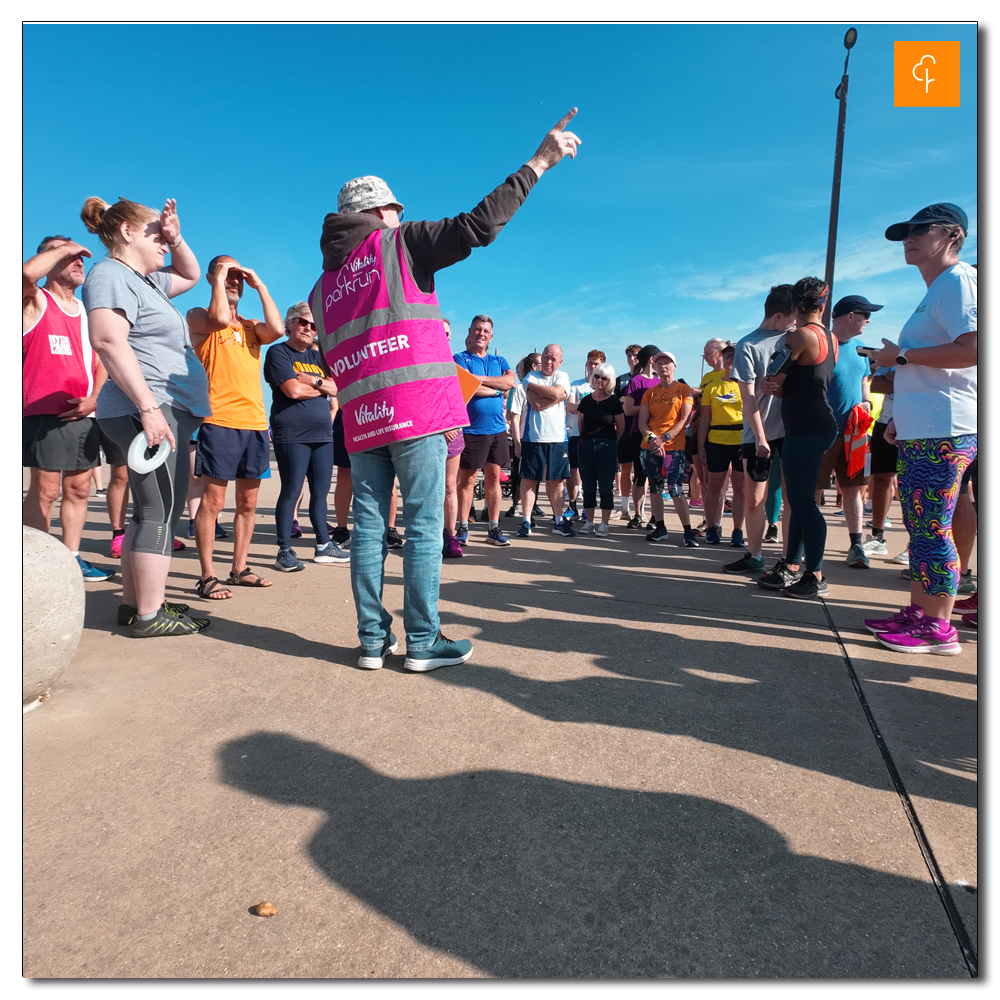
[869,421,898,476]
[333,410,351,469]
[195,424,270,481]
[520,440,570,482]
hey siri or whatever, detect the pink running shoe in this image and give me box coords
[110,534,123,558]
[875,618,961,655]
[173,538,186,551]
[863,604,923,635]
[442,534,464,559]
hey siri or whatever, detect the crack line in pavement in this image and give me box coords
[819,599,978,979]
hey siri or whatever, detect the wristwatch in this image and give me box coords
[314,377,323,389]
[895,348,909,366]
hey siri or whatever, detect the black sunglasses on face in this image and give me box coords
[294,319,317,329]
[905,223,934,238]
[852,311,871,320]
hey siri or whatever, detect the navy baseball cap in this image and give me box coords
[885,203,968,241]
[832,295,884,319]
[635,344,662,366]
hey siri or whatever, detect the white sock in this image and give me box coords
[70,550,80,557]
[137,610,158,621]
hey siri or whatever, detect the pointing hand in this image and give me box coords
[527,107,582,178]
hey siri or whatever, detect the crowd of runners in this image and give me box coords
[22,109,976,662]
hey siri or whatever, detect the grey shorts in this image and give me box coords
[23,414,101,471]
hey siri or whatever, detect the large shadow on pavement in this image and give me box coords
[218,732,967,978]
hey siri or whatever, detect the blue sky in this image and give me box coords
[23,22,977,407]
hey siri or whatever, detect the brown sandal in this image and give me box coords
[227,566,272,588]
[196,576,232,600]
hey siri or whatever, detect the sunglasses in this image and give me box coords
[851,311,871,320]
[905,223,934,238]
[592,375,610,382]
[294,319,317,329]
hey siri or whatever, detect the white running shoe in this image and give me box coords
[891,547,910,565]
[595,522,610,537]
[861,534,888,556]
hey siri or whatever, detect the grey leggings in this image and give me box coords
[99,404,202,556]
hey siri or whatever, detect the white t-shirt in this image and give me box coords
[523,370,571,443]
[566,377,594,437]
[893,262,977,440]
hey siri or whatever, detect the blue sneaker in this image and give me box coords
[358,632,398,670]
[516,520,532,537]
[704,525,722,545]
[77,556,114,582]
[314,541,350,564]
[729,529,747,548]
[274,548,304,572]
[187,520,195,539]
[552,520,576,537]
[403,631,473,672]
[454,527,469,545]
[486,527,511,546]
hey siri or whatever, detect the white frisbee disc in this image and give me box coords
[128,431,172,474]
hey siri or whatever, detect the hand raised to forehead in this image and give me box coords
[160,198,181,244]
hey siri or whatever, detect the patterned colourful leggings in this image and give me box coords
[897,435,977,597]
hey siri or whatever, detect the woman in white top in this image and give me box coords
[865,204,977,654]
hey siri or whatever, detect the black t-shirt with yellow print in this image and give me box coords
[264,342,334,445]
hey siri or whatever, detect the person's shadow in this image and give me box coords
[218,732,968,978]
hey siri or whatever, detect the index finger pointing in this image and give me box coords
[553,107,578,131]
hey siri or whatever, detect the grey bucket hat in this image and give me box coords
[337,175,404,215]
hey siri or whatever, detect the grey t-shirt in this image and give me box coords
[731,327,787,444]
[82,258,211,419]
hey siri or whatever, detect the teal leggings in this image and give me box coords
[765,449,783,524]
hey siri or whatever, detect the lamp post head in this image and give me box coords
[844,27,857,49]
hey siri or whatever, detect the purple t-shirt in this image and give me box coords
[626,374,661,433]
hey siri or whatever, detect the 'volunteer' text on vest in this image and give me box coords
[311,227,469,455]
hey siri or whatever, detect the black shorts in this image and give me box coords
[869,421,898,476]
[568,435,580,470]
[684,434,696,465]
[333,410,351,469]
[617,429,633,465]
[629,431,648,487]
[459,431,510,470]
[194,424,270,481]
[22,414,101,471]
[98,424,127,466]
[705,440,743,474]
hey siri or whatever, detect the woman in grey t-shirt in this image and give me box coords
[81,195,211,638]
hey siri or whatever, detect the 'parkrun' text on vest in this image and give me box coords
[324,264,380,311]
[331,335,411,378]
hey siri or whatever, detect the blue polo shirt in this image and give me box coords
[453,350,511,435]
[827,335,870,433]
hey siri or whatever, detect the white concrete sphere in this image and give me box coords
[23,526,85,710]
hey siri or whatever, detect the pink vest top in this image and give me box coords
[311,227,469,454]
[23,289,95,417]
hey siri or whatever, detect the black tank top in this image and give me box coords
[781,322,838,436]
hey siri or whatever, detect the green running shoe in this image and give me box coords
[117,601,190,626]
[130,606,210,638]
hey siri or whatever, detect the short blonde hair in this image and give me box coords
[590,362,616,385]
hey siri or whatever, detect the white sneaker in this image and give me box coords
[861,533,888,556]
[578,520,595,535]
[595,522,610,537]
[892,547,910,565]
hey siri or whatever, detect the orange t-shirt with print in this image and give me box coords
[194,316,268,430]
[640,381,694,450]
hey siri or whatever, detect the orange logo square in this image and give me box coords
[894,41,960,107]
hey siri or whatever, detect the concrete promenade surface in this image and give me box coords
[22,464,978,979]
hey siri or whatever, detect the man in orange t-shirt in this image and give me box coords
[637,351,699,547]
[188,256,284,598]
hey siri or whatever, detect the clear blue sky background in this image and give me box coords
[23,22,977,412]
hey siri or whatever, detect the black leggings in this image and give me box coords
[274,440,334,548]
[99,403,201,556]
[782,430,837,572]
[578,437,618,509]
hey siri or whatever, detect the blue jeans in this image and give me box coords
[350,434,447,652]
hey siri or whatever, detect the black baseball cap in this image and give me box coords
[885,203,968,241]
[832,295,884,319]
[635,344,661,367]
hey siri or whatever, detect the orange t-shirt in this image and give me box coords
[194,316,267,430]
[640,381,693,451]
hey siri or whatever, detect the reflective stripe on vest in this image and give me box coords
[311,227,469,454]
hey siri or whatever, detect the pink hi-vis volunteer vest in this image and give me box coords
[311,227,469,455]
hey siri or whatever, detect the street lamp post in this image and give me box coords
[823,26,858,328]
